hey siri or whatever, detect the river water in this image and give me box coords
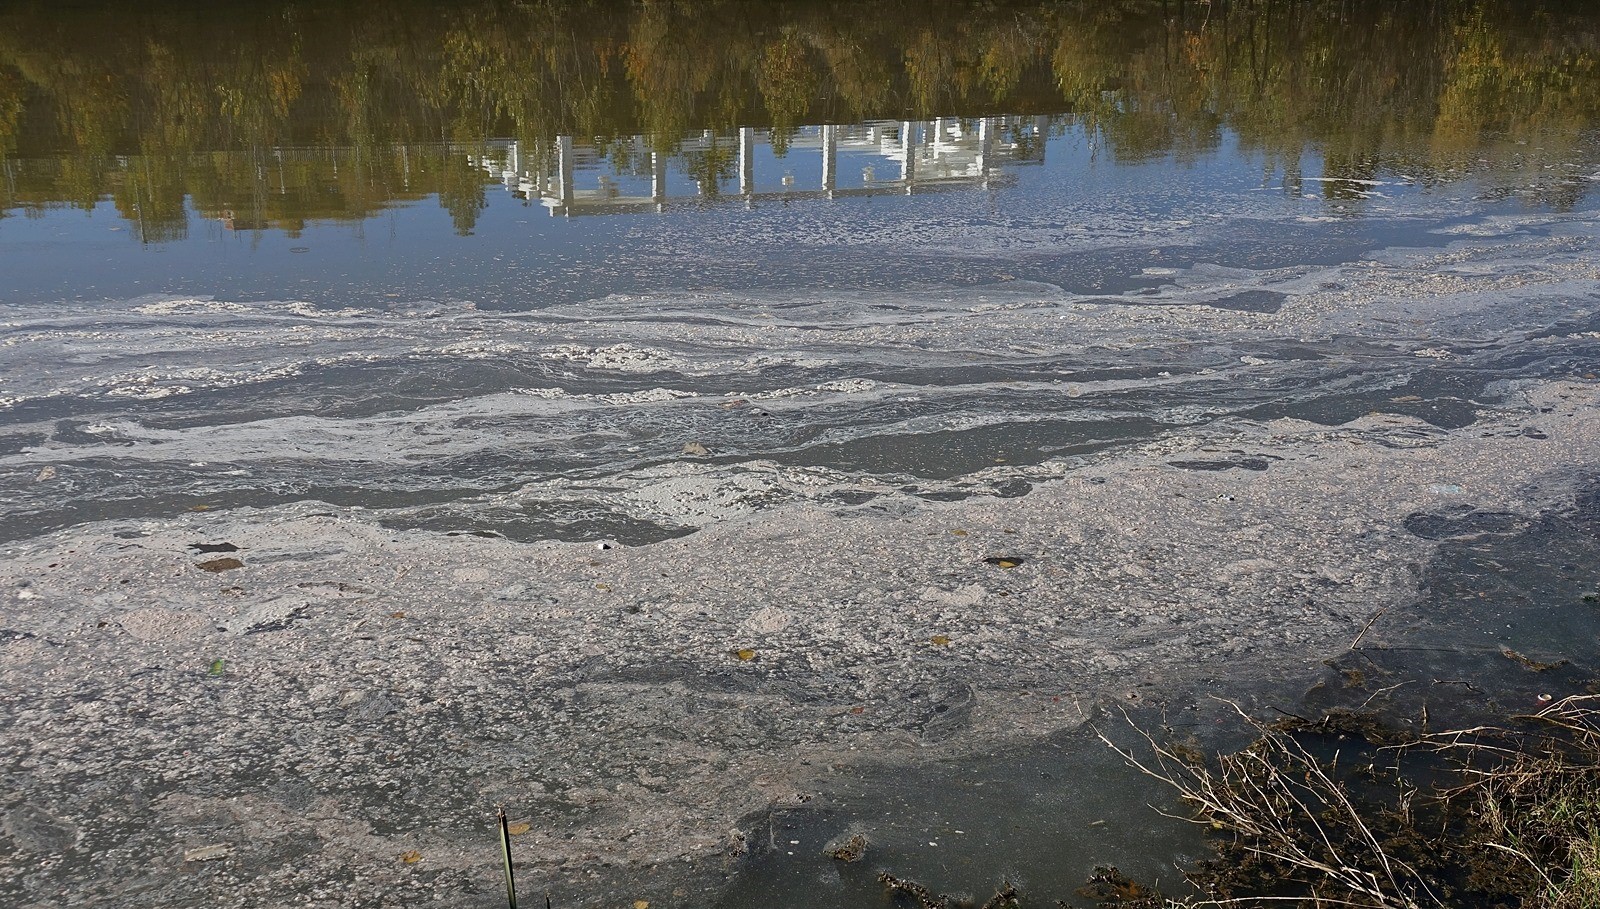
[2,2,1599,907]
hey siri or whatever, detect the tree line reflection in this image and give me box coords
[0,0,1596,240]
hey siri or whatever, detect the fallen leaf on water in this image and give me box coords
[949,529,968,537]
[189,504,212,512]
[183,844,231,862]
[634,901,651,909]
[207,659,226,676]
[400,850,422,864]
[197,557,243,573]
[506,822,530,836]
[930,634,951,647]
[733,648,757,662]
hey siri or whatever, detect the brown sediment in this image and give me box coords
[195,556,244,572]
[1072,866,1163,907]
[825,832,867,863]
[977,881,1019,909]
[878,872,947,909]
[1502,647,1569,672]
[1271,706,1421,746]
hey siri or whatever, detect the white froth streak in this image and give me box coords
[0,218,1595,412]
[3,371,1166,468]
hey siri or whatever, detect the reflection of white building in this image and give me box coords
[469,116,1050,216]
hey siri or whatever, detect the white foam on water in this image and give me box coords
[131,298,251,315]
[1,221,1597,539]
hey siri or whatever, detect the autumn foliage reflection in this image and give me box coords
[0,0,1596,238]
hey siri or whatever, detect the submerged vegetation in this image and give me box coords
[0,0,1598,237]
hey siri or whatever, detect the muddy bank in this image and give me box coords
[3,376,1598,907]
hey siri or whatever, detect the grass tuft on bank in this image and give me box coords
[1097,695,1600,909]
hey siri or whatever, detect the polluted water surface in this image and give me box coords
[2,1,1600,907]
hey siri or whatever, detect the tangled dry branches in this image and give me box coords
[1100,701,1442,909]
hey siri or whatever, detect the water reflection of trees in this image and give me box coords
[0,0,1596,237]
